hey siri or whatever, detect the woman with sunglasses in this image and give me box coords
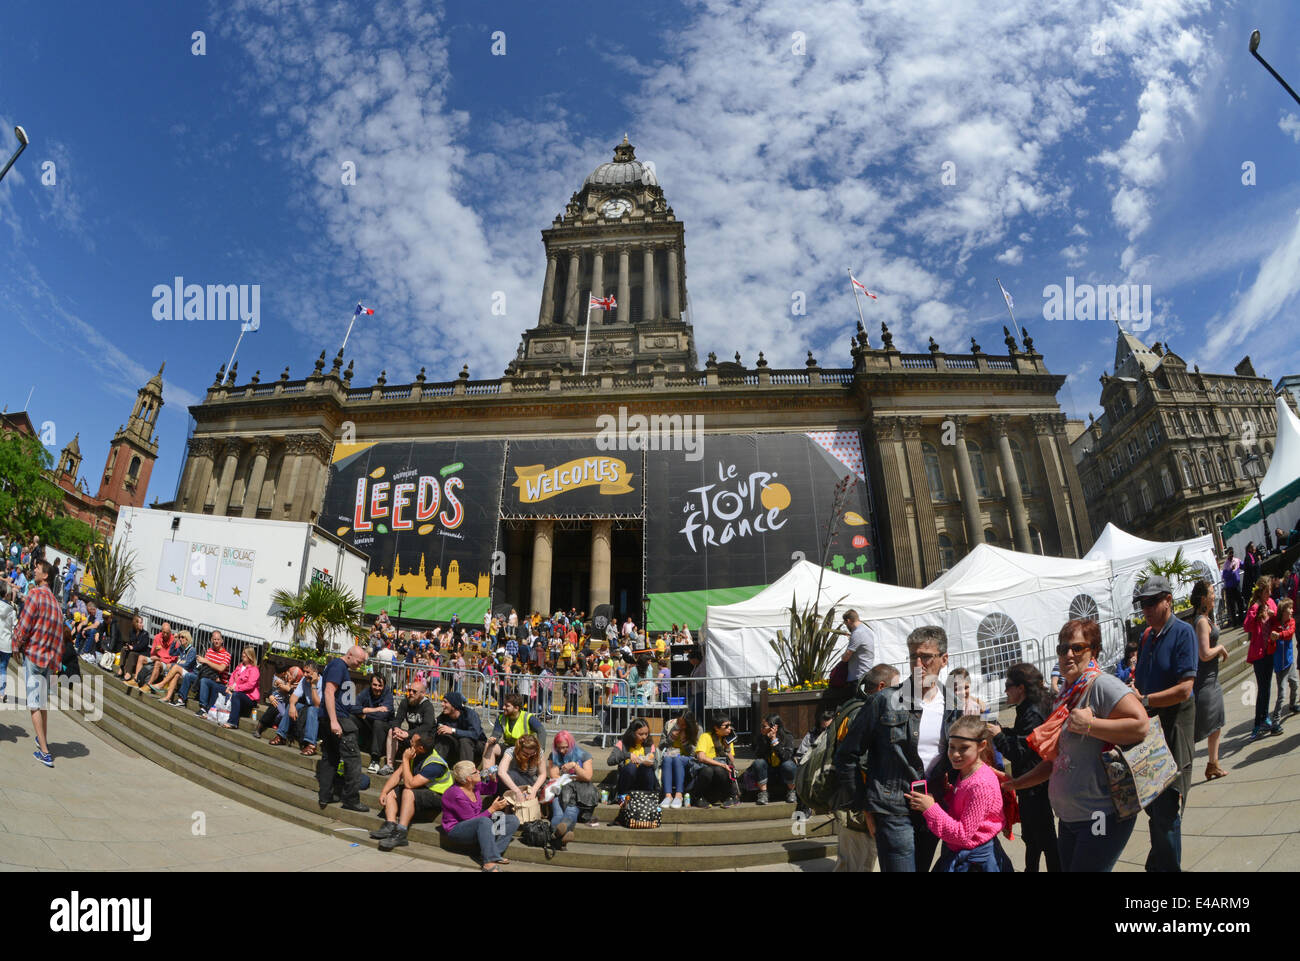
[692,713,738,808]
[988,663,1057,872]
[1002,619,1148,872]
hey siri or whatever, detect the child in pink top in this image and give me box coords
[906,716,1011,872]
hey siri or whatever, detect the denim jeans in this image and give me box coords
[874,811,939,873]
[661,754,690,795]
[616,763,660,796]
[1144,786,1182,872]
[0,651,9,699]
[279,704,320,745]
[198,677,224,713]
[446,813,519,864]
[178,671,199,703]
[227,691,257,729]
[1057,812,1137,872]
[1253,658,1274,729]
[78,629,100,657]
[750,758,797,789]
[551,802,580,830]
[1272,665,1299,725]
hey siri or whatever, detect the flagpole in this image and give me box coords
[996,277,1022,340]
[340,310,359,354]
[581,302,594,376]
[846,267,865,329]
[224,327,246,377]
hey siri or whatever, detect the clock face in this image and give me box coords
[600,199,632,219]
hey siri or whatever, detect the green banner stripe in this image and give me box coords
[1222,474,1300,539]
[364,595,490,624]
[648,570,878,633]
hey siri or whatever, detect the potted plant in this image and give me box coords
[264,581,366,698]
[754,594,848,741]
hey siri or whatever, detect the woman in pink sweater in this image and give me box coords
[219,648,262,731]
[905,716,1011,872]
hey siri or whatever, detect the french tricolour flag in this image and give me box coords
[355,303,375,317]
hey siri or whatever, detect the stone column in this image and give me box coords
[591,249,605,301]
[900,417,943,581]
[181,437,216,513]
[298,435,332,523]
[1053,413,1093,554]
[589,519,613,610]
[992,415,1033,553]
[950,417,983,553]
[642,246,657,321]
[562,251,580,325]
[530,519,554,615]
[617,247,630,324]
[874,419,920,587]
[211,440,243,516]
[665,242,681,320]
[538,252,558,326]
[241,439,273,517]
[1033,414,1079,557]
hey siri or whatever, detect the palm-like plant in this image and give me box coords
[84,539,139,608]
[1137,547,1200,591]
[770,592,848,686]
[270,580,365,654]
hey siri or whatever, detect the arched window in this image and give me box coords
[128,456,141,481]
[1139,482,1153,513]
[1197,518,1208,535]
[966,440,989,496]
[1120,495,1132,524]
[984,527,999,545]
[1028,524,1043,555]
[1180,457,1195,488]
[1069,593,1100,622]
[1217,451,1229,483]
[1199,453,1214,485]
[976,613,1022,688]
[922,442,945,501]
[1009,440,1030,495]
[937,533,956,571]
[1161,467,1174,498]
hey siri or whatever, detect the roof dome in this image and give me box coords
[585,135,657,187]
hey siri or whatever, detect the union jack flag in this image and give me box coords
[589,294,617,310]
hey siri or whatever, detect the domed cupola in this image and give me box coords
[585,135,658,187]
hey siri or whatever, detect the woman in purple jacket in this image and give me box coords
[441,761,519,871]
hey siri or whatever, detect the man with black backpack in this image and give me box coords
[833,626,961,873]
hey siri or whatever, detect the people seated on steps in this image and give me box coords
[153,630,198,705]
[692,712,739,808]
[124,621,176,689]
[481,692,547,773]
[213,647,261,730]
[192,632,233,717]
[437,761,519,871]
[255,664,303,737]
[369,730,453,852]
[267,662,322,753]
[607,717,660,802]
[497,733,546,803]
[750,714,798,805]
[379,678,437,775]
[433,691,485,769]
[115,614,151,682]
[354,673,394,773]
[548,729,598,842]
[659,710,701,809]
[74,598,104,659]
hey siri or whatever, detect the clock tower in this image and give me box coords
[514,136,698,376]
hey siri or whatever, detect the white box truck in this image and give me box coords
[108,506,369,651]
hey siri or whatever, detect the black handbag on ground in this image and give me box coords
[616,790,662,829]
[518,819,555,858]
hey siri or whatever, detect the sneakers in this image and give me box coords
[785,788,798,804]
[755,788,769,806]
[691,797,710,809]
[368,761,381,774]
[170,698,187,707]
[660,796,673,808]
[721,797,739,808]
[34,749,54,768]
[194,709,207,718]
[671,796,683,809]
[1250,725,1267,742]
[341,801,370,814]
[378,764,394,776]
[370,821,399,839]
[124,678,139,688]
[378,826,409,851]
[1271,719,1286,736]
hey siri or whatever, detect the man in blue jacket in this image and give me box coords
[434,691,486,766]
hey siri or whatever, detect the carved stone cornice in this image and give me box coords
[188,437,219,459]
[1029,413,1055,436]
[899,415,924,440]
[216,438,244,461]
[251,438,275,460]
[989,414,1012,436]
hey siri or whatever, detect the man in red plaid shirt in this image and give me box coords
[14,559,64,768]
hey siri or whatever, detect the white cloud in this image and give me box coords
[1205,211,1300,362]
[1281,113,1300,143]
[996,246,1023,266]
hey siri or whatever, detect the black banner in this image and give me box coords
[320,440,506,619]
[503,438,642,517]
[644,431,876,599]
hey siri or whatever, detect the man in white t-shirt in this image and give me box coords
[839,610,876,683]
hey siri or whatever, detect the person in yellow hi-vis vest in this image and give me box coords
[372,731,453,851]
[481,692,547,771]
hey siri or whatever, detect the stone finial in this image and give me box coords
[806,350,818,368]
[755,352,768,368]
[927,336,940,354]
[280,366,291,381]
[214,363,226,386]
[1194,363,1200,374]
[1021,326,1034,352]
[343,360,354,383]
[1088,412,1095,424]
[330,349,344,375]
[1003,326,1018,353]
[313,350,325,375]
[880,322,894,350]
[970,337,982,354]
[249,370,261,385]
[734,351,742,365]
[225,361,238,385]
[652,357,666,371]
[458,364,470,381]
[416,367,427,383]
[855,320,866,344]
[706,351,718,367]
[376,370,387,387]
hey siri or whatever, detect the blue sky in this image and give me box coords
[2,0,1299,504]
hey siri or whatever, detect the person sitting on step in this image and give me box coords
[216,647,261,730]
[498,733,546,803]
[380,678,438,775]
[659,709,700,809]
[692,713,738,808]
[607,717,659,802]
[437,760,519,871]
[255,664,303,737]
[548,729,597,842]
[126,621,175,689]
[269,661,321,753]
[354,674,394,773]
[481,692,547,772]
[155,631,198,705]
[433,691,485,768]
[751,713,798,805]
[370,730,453,852]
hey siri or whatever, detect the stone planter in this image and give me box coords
[259,651,367,703]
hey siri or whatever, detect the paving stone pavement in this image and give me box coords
[3,647,1297,871]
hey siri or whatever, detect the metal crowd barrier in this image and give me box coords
[136,606,270,668]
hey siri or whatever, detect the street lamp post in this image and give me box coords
[0,126,29,184]
[395,585,408,629]
[1250,29,1300,107]
[1242,452,1274,553]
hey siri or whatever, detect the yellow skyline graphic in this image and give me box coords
[366,552,490,599]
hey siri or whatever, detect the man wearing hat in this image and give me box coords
[1132,574,1198,873]
[433,691,485,766]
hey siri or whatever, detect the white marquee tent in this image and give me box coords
[701,561,949,706]
[1222,396,1300,558]
[1084,523,1219,619]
